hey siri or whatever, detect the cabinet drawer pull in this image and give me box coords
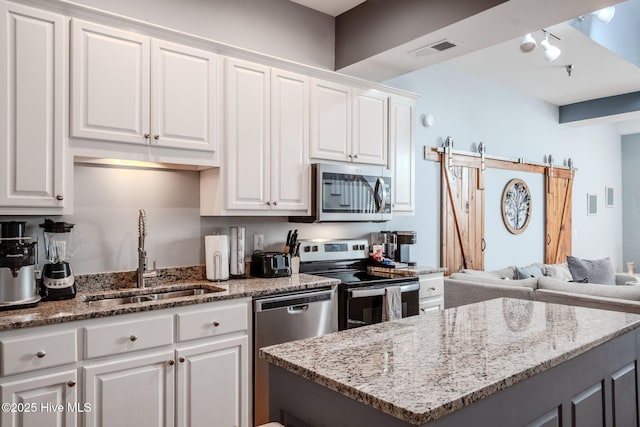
[179,357,185,363]
[67,380,76,388]
[212,321,220,327]
[429,287,436,291]
[129,334,138,342]
[420,308,426,313]
[168,359,175,366]
[36,350,46,358]
[55,194,64,201]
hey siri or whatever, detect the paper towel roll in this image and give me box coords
[205,235,229,281]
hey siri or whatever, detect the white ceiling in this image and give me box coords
[292,0,640,134]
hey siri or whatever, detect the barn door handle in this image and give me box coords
[546,234,551,245]
[481,239,486,251]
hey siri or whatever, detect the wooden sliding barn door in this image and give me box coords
[441,161,484,274]
[545,168,574,264]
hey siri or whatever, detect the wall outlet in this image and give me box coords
[254,234,264,251]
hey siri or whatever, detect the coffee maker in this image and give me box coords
[394,231,417,266]
[0,221,40,310]
[40,219,77,301]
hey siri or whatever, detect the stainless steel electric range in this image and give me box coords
[298,239,419,330]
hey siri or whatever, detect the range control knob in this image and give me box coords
[303,246,311,253]
[311,246,318,252]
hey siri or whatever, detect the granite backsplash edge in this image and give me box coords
[75,265,207,292]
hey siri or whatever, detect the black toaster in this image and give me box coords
[251,251,291,278]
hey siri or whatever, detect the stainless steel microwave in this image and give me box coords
[291,163,392,222]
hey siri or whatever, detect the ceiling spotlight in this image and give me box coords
[594,6,615,23]
[519,33,537,53]
[540,33,561,62]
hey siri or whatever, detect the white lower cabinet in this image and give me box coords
[0,369,78,427]
[176,336,249,427]
[83,351,174,427]
[419,273,444,313]
[0,298,251,427]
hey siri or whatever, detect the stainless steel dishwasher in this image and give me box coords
[253,286,337,425]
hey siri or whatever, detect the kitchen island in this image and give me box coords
[261,298,640,426]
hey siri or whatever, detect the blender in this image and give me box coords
[40,219,77,300]
[0,221,39,309]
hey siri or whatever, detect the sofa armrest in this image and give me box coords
[535,289,640,314]
[444,278,535,309]
[615,273,638,286]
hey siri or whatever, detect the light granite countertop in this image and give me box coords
[260,298,640,425]
[0,273,339,331]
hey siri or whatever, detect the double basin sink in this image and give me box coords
[83,284,226,309]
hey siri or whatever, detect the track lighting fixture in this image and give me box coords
[519,33,536,53]
[540,32,561,62]
[595,7,616,23]
[578,6,616,24]
[519,30,561,62]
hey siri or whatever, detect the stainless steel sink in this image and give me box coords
[85,295,156,308]
[84,285,225,308]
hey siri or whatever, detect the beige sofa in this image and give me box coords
[445,265,640,314]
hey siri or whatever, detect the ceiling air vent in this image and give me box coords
[410,39,459,58]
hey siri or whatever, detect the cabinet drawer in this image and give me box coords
[177,303,248,342]
[84,315,173,359]
[419,300,442,315]
[419,275,444,299]
[1,330,77,376]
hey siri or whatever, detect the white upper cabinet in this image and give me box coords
[225,58,271,211]
[352,89,388,165]
[71,19,150,145]
[0,2,66,210]
[151,39,219,152]
[200,58,309,216]
[71,19,219,159]
[270,68,310,213]
[310,79,351,163]
[389,96,415,214]
[310,79,388,166]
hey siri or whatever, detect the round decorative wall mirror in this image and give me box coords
[501,178,531,234]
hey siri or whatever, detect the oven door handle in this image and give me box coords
[348,283,419,298]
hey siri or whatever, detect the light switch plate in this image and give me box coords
[254,234,264,251]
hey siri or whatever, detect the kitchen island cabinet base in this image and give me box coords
[268,329,639,427]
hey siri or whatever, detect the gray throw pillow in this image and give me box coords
[515,263,544,280]
[566,256,616,285]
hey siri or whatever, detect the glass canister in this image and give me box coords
[229,227,245,278]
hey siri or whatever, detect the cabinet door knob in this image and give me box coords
[420,308,426,313]
[430,287,436,291]
[168,360,175,366]
[347,154,353,159]
[272,201,278,206]
[144,133,151,139]
[179,357,185,363]
[353,154,358,159]
[153,135,160,141]
[67,380,76,388]
[36,350,46,358]
[212,321,220,327]
[129,334,138,342]
[266,201,271,206]
[55,194,64,201]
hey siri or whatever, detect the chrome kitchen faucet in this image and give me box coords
[137,209,158,288]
